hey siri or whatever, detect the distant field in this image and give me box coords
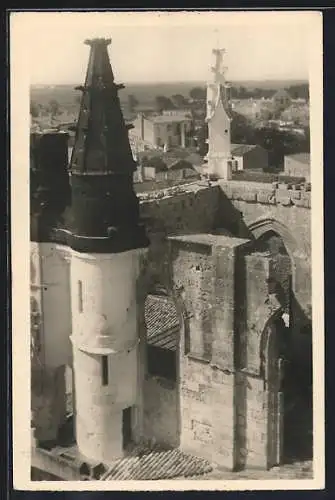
[30,79,308,110]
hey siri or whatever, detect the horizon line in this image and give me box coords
[31,77,309,86]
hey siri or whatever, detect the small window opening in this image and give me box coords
[101,355,109,386]
[78,280,83,313]
[122,407,132,449]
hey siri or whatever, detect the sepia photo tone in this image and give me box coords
[11,10,324,490]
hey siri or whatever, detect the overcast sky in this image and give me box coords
[11,11,317,84]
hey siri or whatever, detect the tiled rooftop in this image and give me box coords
[101,446,212,480]
[148,114,192,124]
[145,294,179,351]
[231,143,259,156]
[137,148,202,171]
[285,152,310,165]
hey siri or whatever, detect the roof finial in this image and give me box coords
[211,29,226,78]
[84,37,111,47]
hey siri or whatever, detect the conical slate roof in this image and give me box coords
[70,38,136,175]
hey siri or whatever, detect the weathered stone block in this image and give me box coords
[182,387,206,403]
[215,426,235,444]
[231,188,244,201]
[241,191,257,202]
[32,365,66,443]
[301,191,311,207]
[181,379,199,393]
[180,428,198,452]
[212,241,248,370]
[256,190,275,204]
[290,189,301,200]
[221,185,234,199]
[245,448,268,469]
[211,450,235,470]
[276,190,292,206]
[192,420,213,444]
[291,196,305,207]
[211,389,234,409]
[211,366,234,385]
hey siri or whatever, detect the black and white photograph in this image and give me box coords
[10,10,324,490]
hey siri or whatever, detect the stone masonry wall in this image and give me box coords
[180,357,236,468]
[139,181,311,470]
[217,180,311,363]
[139,181,311,380]
[143,376,179,448]
[168,235,290,470]
[240,252,287,469]
[169,234,250,470]
[218,181,311,312]
[139,183,220,291]
[139,181,311,317]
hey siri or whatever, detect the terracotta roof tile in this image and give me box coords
[101,447,212,480]
[145,294,179,351]
[149,114,192,124]
[285,152,310,165]
[231,143,259,156]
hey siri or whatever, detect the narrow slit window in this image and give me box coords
[101,355,109,386]
[78,280,83,313]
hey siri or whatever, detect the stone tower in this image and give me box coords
[205,48,233,180]
[67,38,149,463]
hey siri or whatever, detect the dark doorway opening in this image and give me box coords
[282,322,313,463]
[255,230,313,463]
[122,407,133,450]
[147,345,177,381]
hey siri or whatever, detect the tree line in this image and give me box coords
[30,99,62,118]
[30,81,309,119]
[194,112,310,170]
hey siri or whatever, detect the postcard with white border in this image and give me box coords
[10,9,324,491]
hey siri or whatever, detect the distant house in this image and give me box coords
[230,98,263,120]
[183,151,204,174]
[272,89,292,113]
[284,152,310,181]
[130,111,192,150]
[137,152,168,181]
[280,102,309,127]
[165,158,200,181]
[136,149,201,182]
[231,143,269,172]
